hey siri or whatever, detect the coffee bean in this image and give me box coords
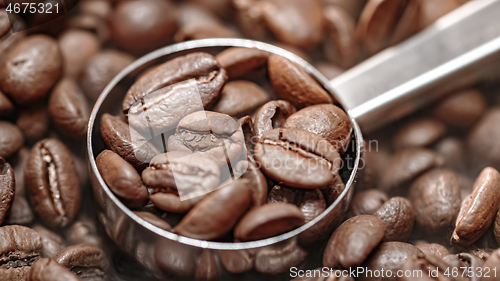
[175,179,252,240]
[0,157,15,224]
[374,197,414,241]
[67,14,109,44]
[483,249,500,281]
[26,258,81,281]
[233,0,270,40]
[123,53,227,132]
[495,209,500,247]
[268,54,333,107]
[399,253,466,281]
[0,225,42,281]
[80,50,134,101]
[234,202,305,241]
[321,172,345,205]
[16,107,49,143]
[393,118,446,150]
[323,215,386,269]
[253,100,297,139]
[348,189,388,217]
[195,249,218,281]
[433,89,486,129]
[0,121,24,158]
[133,211,172,231]
[255,238,308,274]
[25,138,81,228]
[216,47,269,79]
[4,196,33,225]
[452,167,500,246]
[211,80,270,118]
[96,149,149,209]
[0,11,25,65]
[48,78,90,140]
[174,21,239,42]
[32,225,66,259]
[0,90,13,118]
[239,116,256,157]
[54,244,109,280]
[0,35,62,105]
[380,148,443,193]
[434,137,468,173]
[415,243,450,258]
[110,0,178,55]
[218,249,254,274]
[284,104,353,154]
[150,192,204,214]
[64,217,102,248]
[323,5,358,68]
[154,239,196,278]
[100,113,159,170]
[456,253,484,281]
[58,29,100,78]
[299,189,327,224]
[268,185,298,204]
[254,128,341,188]
[235,160,268,207]
[467,108,500,170]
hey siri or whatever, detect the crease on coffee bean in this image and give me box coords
[1,256,38,270]
[41,146,66,224]
[72,266,106,279]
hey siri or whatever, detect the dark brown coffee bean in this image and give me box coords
[123,53,227,132]
[253,100,297,139]
[211,81,269,118]
[32,225,66,258]
[155,239,196,278]
[255,238,307,274]
[216,47,269,79]
[16,107,49,143]
[467,108,500,169]
[0,10,25,65]
[0,90,13,118]
[133,211,172,231]
[261,0,323,48]
[0,157,14,224]
[380,148,443,193]
[26,258,80,281]
[54,244,109,280]
[268,54,333,107]
[175,179,252,240]
[168,111,244,167]
[415,243,450,258]
[433,89,486,129]
[96,150,149,209]
[255,128,341,188]
[323,215,386,269]
[0,35,62,105]
[48,78,90,140]
[80,50,134,101]
[299,189,327,224]
[4,196,33,225]
[452,167,500,246]
[234,202,305,241]
[218,249,254,274]
[284,104,352,154]
[58,29,100,78]
[348,189,388,217]
[110,0,177,55]
[100,113,159,170]
[495,209,500,247]
[268,185,297,204]
[0,121,24,158]
[409,169,461,233]
[64,217,102,248]
[195,249,218,281]
[360,242,422,281]
[393,118,446,150]
[483,249,500,281]
[323,5,358,68]
[374,197,414,242]
[0,225,42,281]
[25,139,81,228]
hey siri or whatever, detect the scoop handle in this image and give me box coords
[331,0,500,133]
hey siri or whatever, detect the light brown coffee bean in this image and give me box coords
[253,100,297,139]
[211,81,269,118]
[216,47,269,79]
[375,197,414,242]
[58,29,100,78]
[150,193,204,214]
[393,118,446,150]
[433,89,486,129]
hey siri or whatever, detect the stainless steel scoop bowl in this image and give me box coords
[87,0,500,279]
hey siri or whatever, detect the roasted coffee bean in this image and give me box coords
[299,189,327,224]
[25,139,81,228]
[32,225,67,258]
[0,10,25,65]
[48,78,90,140]
[284,104,353,154]
[495,209,500,247]
[0,35,62,105]
[78,0,111,19]
[195,249,218,281]
[483,249,500,281]
[58,29,100,78]
[234,202,305,241]
[239,116,256,157]
[100,113,159,170]
[168,111,244,167]
[233,0,270,40]
[409,169,461,233]
[268,184,297,204]
[467,108,500,169]
[150,193,204,214]
[433,89,486,129]
[123,53,227,132]
[253,100,297,139]
[323,5,358,68]
[96,150,149,209]
[321,172,345,205]
[255,238,308,274]
[175,179,252,240]
[456,253,484,281]
[54,244,109,280]
[0,225,42,281]
[348,189,388,217]
[0,121,24,158]
[211,81,269,118]
[154,239,196,278]
[110,0,177,55]
[218,249,254,274]
[374,197,414,242]
[393,118,446,150]
[452,167,500,246]
[399,253,467,281]
[64,217,102,248]
[234,160,268,206]
[255,128,341,188]
[434,137,468,173]
[415,243,450,258]
[133,211,172,231]
[4,196,33,225]
[80,50,134,101]
[360,242,422,281]
[26,258,81,281]
[174,20,239,42]
[67,13,109,44]
[0,157,15,224]
[16,107,49,143]
[323,215,386,269]
[0,90,13,118]
[216,47,269,78]
[380,148,443,193]
[268,54,333,107]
